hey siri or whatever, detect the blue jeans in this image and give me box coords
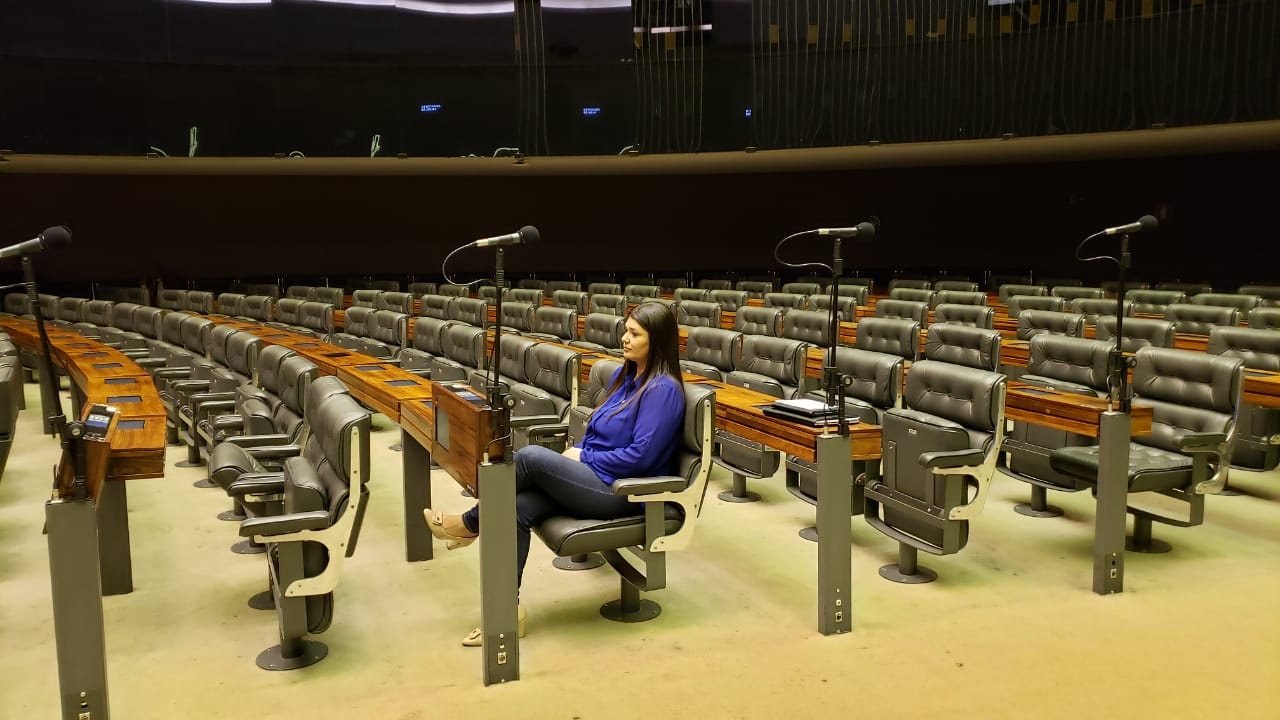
[460,445,635,587]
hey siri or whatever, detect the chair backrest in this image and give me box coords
[924,324,1002,371]
[1207,326,1280,371]
[516,278,546,291]
[1249,307,1280,330]
[286,285,314,300]
[855,316,920,360]
[159,309,188,346]
[763,292,807,311]
[580,313,625,350]
[807,294,857,322]
[934,304,994,329]
[824,346,903,411]
[295,376,371,536]
[734,306,782,337]
[674,287,709,303]
[242,282,280,299]
[185,291,215,314]
[1132,347,1242,455]
[589,293,627,317]
[255,345,298,397]
[132,306,163,341]
[217,293,245,316]
[889,287,935,306]
[708,289,750,312]
[676,300,721,328]
[1126,289,1186,314]
[490,335,535,383]
[81,300,114,326]
[500,302,536,333]
[531,306,577,341]
[1192,293,1259,314]
[1015,310,1085,340]
[205,323,238,367]
[299,302,336,335]
[1025,335,1111,391]
[410,317,453,355]
[366,310,408,347]
[735,280,774,299]
[934,280,979,293]
[376,291,415,315]
[1007,295,1065,318]
[1102,280,1150,297]
[225,330,261,379]
[683,327,742,375]
[781,309,831,346]
[442,324,487,369]
[240,295,275,322]
[545,280,582,295]
[180,316,216,354]
[57,297,87,323]
[552,290,589,314]
[352,289,380,308]
[420,294,452,320]
[888,278,931,292]
[587,282,622,296]
[275,297,303,326]
[506,288,544,306]
[1156,281,1213,295]
[656,277,687,294]
[368,280,400,293]
[111,302,140,332]
[696,278,732,291]
[342,306,375,339]
[1162,303,1239,335]
[1095,316,1176,352]
[520,343,580,411]
[439,284,470,298]
[1053,286,1105,301]
[448,297,488,327]
[833,284,869,305]
[408,282,438,297]
[1071,298,1133,325]
[1239,285,1280,307]
[782,282,821,296]
[998,284,1048,303]
[157,289,186,311]
[874,298,928,327]
[625,285,661,304]
[733,335,806,391]
[579,358,624,409]
[931,290,985,308]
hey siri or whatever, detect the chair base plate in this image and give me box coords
[600,598,661,623]
[256,640,327,671]
[389,443,403,452]
[191,477,216,488]
[718,489,761,503]
[1217,486,1245,497]
[247,590,275,610]
[798,526,819,543]
[217,509,245,522]
[1125,537,1172,554]
[231,540,265,555]
[879,563,937,584]
[553,553,605,571]
[1014,502,1064,519]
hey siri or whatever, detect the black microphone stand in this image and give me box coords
[1109,233,1134,413]
[822,240,849,437]
[486,248,513,458]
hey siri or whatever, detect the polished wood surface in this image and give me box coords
[335,362,432,421]
[1005,381,1153,438]
[427,381,504,496]
[1243,369,1280,408]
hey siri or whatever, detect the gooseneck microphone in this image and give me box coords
[1102,215,1158,236]
[816,222,876,239]
[472,225,540,248]
[0,225,72,259]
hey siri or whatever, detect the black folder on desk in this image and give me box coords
[759,399,859,428]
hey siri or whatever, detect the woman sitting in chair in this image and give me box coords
[425,301,686,645]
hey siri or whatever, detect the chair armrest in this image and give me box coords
[135,357,167,369]
[153,367,192,380]
[919,448,985,469]
[224,434,291,448]
[1178,432,1227,453]
[195,398,237,421]
[211,414,244,431]
[612,475,686,496]
[239,511,330,538]
[170,379,211,394]
[191,392,235,411]
[245,445,301,461]
[227,472,284,497]
[509,414,562,429]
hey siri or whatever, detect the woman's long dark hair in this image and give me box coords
[604,301,684,417]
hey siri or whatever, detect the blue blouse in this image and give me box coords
[579,370,685,484]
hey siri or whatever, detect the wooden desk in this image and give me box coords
[335,363,431,422]
[1243,368,1280,408]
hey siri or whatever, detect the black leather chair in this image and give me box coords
[855,316,920,361]
[589,294,627,318]
[680,327,742,382]
[552,290,589,315]
[1207,327,1280,471]
[587,282,622,296]
[923,324,1001,371]
[874,298,928,331]
[1249,307,1280,330]
[1053,286,1105,301]
[764,292,807,312]
[569,313,626,356]
[1016,310,1085,340]
[931,290,986,308]
[1162,304,1240,336]
[1007,295,1066,319]
[1192,293,1259,314]
[934,280,979,292]
[998,284,1047,303]
[864,361,1007,583]
[696,278,732,291]
[1125,289,1185,316]
[533,382,715,622]
[782,281,821,296]
[934,304,994,329]
[525,306,578,343]
[676,300,721,329]
[1050,348,1243,553]
[807,293,858,321]
[1239,285,1280,308]
[734,306,783,337]
[1095,316,1175,352]
[400,317,455,378]
[889,287,936,306]
[708,289,750,313]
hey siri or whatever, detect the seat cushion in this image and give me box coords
[535,509,682,556]
[1049,443,1194,493]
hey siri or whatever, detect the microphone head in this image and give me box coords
[855,221,876,240]
[40,225,72,249]
[518,225,540,244]
[1138,215,1158,232]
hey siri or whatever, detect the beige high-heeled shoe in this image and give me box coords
[462,605,527,647]
[423,508,477,550]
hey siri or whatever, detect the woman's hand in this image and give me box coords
[562,446,583,461]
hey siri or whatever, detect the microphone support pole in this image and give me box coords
[486,248,513,458]
[1109,233,1134,415]
[823,240,849,437]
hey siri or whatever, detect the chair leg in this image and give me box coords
[798,526,819,542]
[879,543,938,584]
[600,577,661,623]
[218,499,246,522]
[553,553,605,571]
[718,473,761,503]
[1125,514,1172,554]
[231,538,266,555]
[1014,486,1064,518]
[255,544,327,670]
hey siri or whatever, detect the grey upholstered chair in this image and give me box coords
[657,277,688,293]
[533,382,715,623]
[351,289,381,309]
[931,290,986,308]
[400,317,455,377]
[447,297,488,328]
[216,293,246,317]
[467,334,534,400]
[1192,293,1259,314]
[568,313,626,356]
[676,300,721,329]
[269,298,304,333]
[587,282,622,296]
[843,277,875,296]
[1239,285,1280,308]
[696,278,732,291]
[888,278,930,292]
[782,309,833,347]
[624,284,661,304]
[589,293,627,317]
[1071,298,1133,326]
[507,343,580,451]
[1125,289,1185,315]
[439,284,470,298]
[782,282,822,296]
[1006,295,1066,319]
[1016,310,1086,341]
[735,280,774,299]
[242,282,280,299]
[506,288,544,306]
[998,284,1048,303]
[806,294,857,322]
[568,358,624,446]
[934,280,979,293]
[1207,326,1280,471]
[864,360,1007,583]
[934,304,994,329]
[312,287,344,308]
[376,291,415,315]
[874,298,928,330]
[923,324,1001,371]
[427,323,488,383]
[544,280,582,296]
[156,289,186,311]
[419,294,451,320]
[1053,286,1105,301]
[407,282,438,297]
[673,287,709,303]
[708,289,750,312]
[297,302,336,339]
[855,316,920,361]
[1095,316,1176,352]
[525,306,578,343]
[516,278,547,292]
[476,286,500,305]
[734,306,782,337]
[1162,304,1239,335]
[552,290,589,315]
[680,327,742,382]
[186,290,216,314]
[1050,348,1243,552]
[328,306,371,352]
[889,287,936,306]
[1155,282,1212,296]
[1249,307,1280,330]
[763,292,807,312]
[498,301,537,335]
[285,285,314,300]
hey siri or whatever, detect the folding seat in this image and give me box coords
[551,290,589,314]
[1050,348,1243,552]
[782,309,833,348]
[680,327,742,381]
[157,289,186,311]
[1192,292,1260,315]
[376,291,415,315]
[516,278,547,292]
[708,289,750,312]
[923,324,1001,371]
[1001,335,1112,517]
[438,283,470,298]
[785,346,904,539]
[407,282,438,297]
[734,306,782,337]
[175,324,248,466]
[1071,297,1134,327]
[934,304,994,329]
[351,289,380,309]
[285,286,314,300]
[312,287,344,307]
[998,284,1048,303]
[806,294,857,322]
[763,292,807,312]
[268,298,304,333]
[934,280,979,292]
[855,316,920,361]
[657,277,688,293]
[1053,286,1105,301]
[673,287,708,303]
[1207,327,1280,471]
[297,302,335,339]
[930,290,985,308]
[1162,304,1239,335]
[1006,295,1065,318]
[782,282,821,296]
[587,282,622,296]
[1125,289,1185,315]
[863,360,1007,583]
[399,317,454,378]
[1015,310,1086,340]
[589,293,627,317]
[888,278,931,292]
[735,280,773,299]
[154,316,217,442]
[186,290,215,314]
[874,298,928,330]
[545,280,582,295]
[525,306,578,343]
[497,302,536,335]
[447,297,488,328]
[1238,284,1280,308]
[889,287,936,306]
[506,288,544,306]
[567,313,626,356]
[714,334,808,501]
[676,300,721,329]
[625,284,661,304]
[533,382,714,622]
[696,278,732,291]
[1250,307,1280,330]
[506,343,580,451]
[356,310,408,360]
[1155,281,1212,295]
[427,323,488,383]
[190,329,264,461]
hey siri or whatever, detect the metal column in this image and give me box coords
[401,429,434,563]
[47,497,110,720]
[815,432,853,635]
[96,480,132,596]
[1093,410,1130,594]
[478,459,519,684]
